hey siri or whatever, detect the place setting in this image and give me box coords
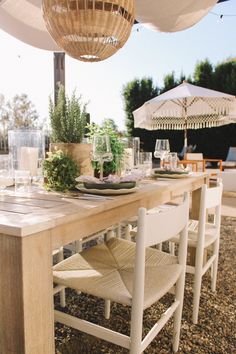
[151,139,192,179]
[75,134,144,196]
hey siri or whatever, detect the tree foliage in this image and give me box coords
[122,58,236,159]
[193,59,214,88]
[6,94,39,128]
[212,59,236,95]
[122,78,158,136]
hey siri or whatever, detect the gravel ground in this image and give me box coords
[55,216,236,354]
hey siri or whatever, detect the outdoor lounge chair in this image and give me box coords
[185,153,222,177]
[53,193,189,353]
[221,170,236,192]
[222,147,236,169]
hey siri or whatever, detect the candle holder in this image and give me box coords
[8,130,45,182]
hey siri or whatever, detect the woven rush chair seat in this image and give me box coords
[171,220,219,248]
[54,237,181,309]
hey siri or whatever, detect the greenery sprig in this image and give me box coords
[43,150,79,191]
[49,84,88,143]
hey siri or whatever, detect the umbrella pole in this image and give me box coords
[184,127,187,148]
[183,99,188,148]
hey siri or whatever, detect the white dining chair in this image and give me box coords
[170,183,223,324]
[53,193,189,353]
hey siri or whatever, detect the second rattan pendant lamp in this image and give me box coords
[42,0,135,62]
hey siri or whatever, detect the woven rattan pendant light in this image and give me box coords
[42,0,135,62]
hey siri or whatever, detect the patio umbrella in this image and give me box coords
[133,82,236,147]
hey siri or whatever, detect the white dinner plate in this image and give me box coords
[76,184,139,195]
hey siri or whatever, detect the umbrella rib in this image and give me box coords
[151,98,184,117]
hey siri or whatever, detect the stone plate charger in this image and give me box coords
[76,182,138,195]
[152,169,191,179]
[83,181,136,190]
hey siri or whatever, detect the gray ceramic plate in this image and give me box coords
[83,181,136,190]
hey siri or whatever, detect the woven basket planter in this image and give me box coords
[50,142,94,176]
[42,0,135,62]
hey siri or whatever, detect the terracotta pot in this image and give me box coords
[50,143,94,176]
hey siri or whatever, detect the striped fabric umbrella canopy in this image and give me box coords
[133,82,236,148]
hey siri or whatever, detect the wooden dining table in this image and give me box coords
[0,172,208,354]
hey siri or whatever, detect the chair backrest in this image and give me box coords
[139,193,189,248]
[198,183,223,246]
[226,147,236,162]
[185,153,204,172]
[221,171,236,192]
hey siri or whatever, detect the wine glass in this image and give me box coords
[0,154,14,197]
[154,139,170,168]
[91,135,113,181]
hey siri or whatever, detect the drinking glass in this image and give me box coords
[121,137,140,173]
[139,152,152,177]
[167,152,178,171]
[154,139,170,168]
[14,170,31,193]
[91,135,113,181]
[0,154,14,196]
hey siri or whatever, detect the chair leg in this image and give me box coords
[104,299,111,319]
[116,223,122,238]
[211,239,220,292]
[58,247,66,307]
[124,224,132,241]
[75,239,83,253]
[169,241,175,255]
[172,270,185,352]
[192,251,204,324]
[103,232,113,319]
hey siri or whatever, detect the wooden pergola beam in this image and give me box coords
[53,52,65,104]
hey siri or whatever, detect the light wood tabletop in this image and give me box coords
[0,173,208,354]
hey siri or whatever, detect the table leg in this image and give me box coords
[0,231,54,354]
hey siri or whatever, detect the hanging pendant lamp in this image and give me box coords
[42,0,135,62]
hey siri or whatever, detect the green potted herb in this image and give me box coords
[49,84,93,176]
[43,150,79,192]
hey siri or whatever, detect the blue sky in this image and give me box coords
[0,1,236,130]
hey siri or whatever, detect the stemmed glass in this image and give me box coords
[154,139,170,169]
[0,154,14,197]
[91,135,113,181]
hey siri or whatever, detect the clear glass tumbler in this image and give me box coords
[139,152,152,176]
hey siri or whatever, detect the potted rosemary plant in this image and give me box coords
[49,84,93,176]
